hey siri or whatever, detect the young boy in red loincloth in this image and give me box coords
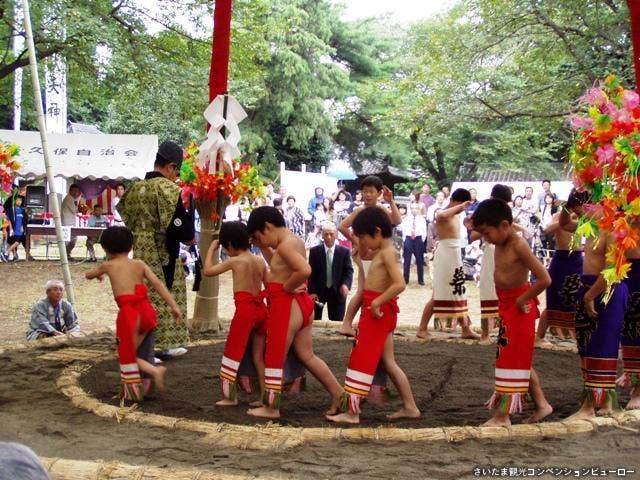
[203,221,269,406]
[85,226,182,402]
[337,175,402,337]
[246,206,342,419]
[327,206,420,424]
[472,199,553,426]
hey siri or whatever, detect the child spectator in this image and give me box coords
[313,202,327,229]
[327,206,420,423]
[246,206,342,419]
[203,221,269,406]
[472,199,552,426]
[86,205,108,262]
[6,196,26,262]
[85,226,182,402]
[0,206,9,261]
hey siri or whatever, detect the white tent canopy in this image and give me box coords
[0,129,158,180]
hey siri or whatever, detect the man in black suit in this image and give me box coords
[308,222,353,322]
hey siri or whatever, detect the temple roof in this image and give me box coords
[457,161,571,182]
[355,158,419,183]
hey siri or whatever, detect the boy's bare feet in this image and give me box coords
[326,412,360,424]
[216,398,239,406]
[525,403,553,423]
[625,397,640,409]
[565,405,595,422]
[248,400,264,407]
[479,336,493,345]
[325,395,341,416]
[535,337,553,348]
[386,407,421,420]
[416,329,430,340]
[325,405,340,416]
[153,366,167,391]
[625,388,640,410]
[550,327,565,340]
[461,325,480,340]
[337,326,357,337]
[481,413,511,427]
[247,406,280,419]
[596,406,615,417]
[596,397,615,417]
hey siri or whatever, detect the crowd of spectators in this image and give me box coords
[217,179,562,263]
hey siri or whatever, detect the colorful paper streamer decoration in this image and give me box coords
[569,75,640,293]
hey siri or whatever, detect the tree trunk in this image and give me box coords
[189,197,227,332]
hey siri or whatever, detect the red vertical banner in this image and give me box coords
[209,0,233,102]
[629,0,640,91]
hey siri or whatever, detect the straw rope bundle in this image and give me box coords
[57,360,640,449]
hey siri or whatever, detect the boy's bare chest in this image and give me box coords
[493,246,522,281]
[364,258,389,291]
[268,254,290,279]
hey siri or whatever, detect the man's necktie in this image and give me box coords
[326,248,333,287]
[411,217,416,239]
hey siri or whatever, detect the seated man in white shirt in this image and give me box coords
[60,184,86,257]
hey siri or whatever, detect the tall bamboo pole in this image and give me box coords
[21,0,75,303]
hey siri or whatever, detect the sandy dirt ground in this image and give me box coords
[1,259,639,479]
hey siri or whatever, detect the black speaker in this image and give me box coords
[26,185,46,209]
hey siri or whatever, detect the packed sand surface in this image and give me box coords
[84,337,593,428]
[1,261,639,479]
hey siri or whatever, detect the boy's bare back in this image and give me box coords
[229,252,267,295]
[86,252,182,322]
[96,257,148,298]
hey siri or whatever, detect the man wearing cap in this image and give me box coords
[117,140,195,359]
